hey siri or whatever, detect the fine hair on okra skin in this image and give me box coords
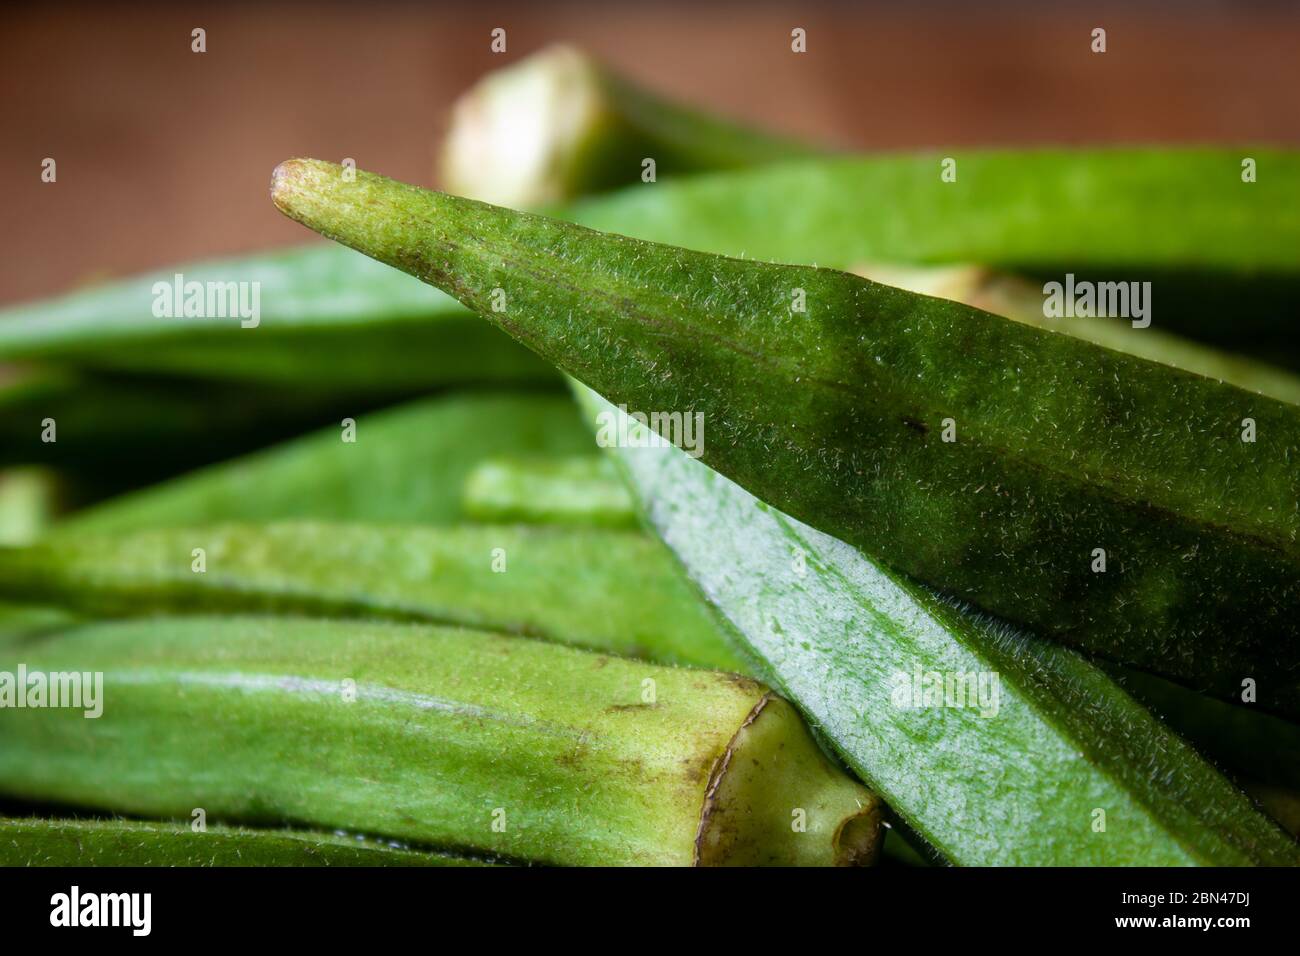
[269,158,1300,718]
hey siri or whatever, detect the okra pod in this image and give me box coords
[0,367,403,495]
[447,52,1300,364]
[462,455,638,528]
[1112,666,1300,792]
[573,390,1298,865]
[442,44,817,207]
[853,262,1300,405]
[0,617,882,866]
[0,245,551,390]
[1245,784,1300,838]
[0,522,745,671]
[566,150,1300,362]
[272,159,1300,716]
[0,817,489,867]
[0,602,77,644]
[10,151,1299,379]
[58,392,595,535]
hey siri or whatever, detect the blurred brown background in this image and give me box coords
[3,0,1298,305]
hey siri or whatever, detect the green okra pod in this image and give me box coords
[0,817,489,867]
[565,150,1300,363]
[462,455,638,529]
[0,617,882,867]
[0,522,744,671]
[0,245,551,390]
[446,52,1300,363]
[271,159,1300,716]
[442,44,817,207]
[10,151,1300,380]
[0,367,405,496]
[0,602,77,644]
[1112,666,1300,793]
[446,53,1298,367]
[852,262,1300,405]
[1244,784,1300,838]
[58,392,595,535]
[572,390,1298,865]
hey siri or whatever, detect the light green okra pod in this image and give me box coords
[58,391,595,536]
[0,617,882,867]
[447,53,1300,367]
[0,245,551,390]
[0,522,744,671]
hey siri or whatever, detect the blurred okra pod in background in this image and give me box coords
[441,43,820,207]
[0,522,744,671]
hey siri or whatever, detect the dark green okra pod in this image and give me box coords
[270,159,1300,717]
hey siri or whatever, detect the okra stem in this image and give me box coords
[0,468,61,545]
[442,44,819,207]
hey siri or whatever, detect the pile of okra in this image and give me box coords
[2,45,1298,867]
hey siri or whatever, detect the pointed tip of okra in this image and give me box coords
[269,158,334,222]
[270,157,404,258]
